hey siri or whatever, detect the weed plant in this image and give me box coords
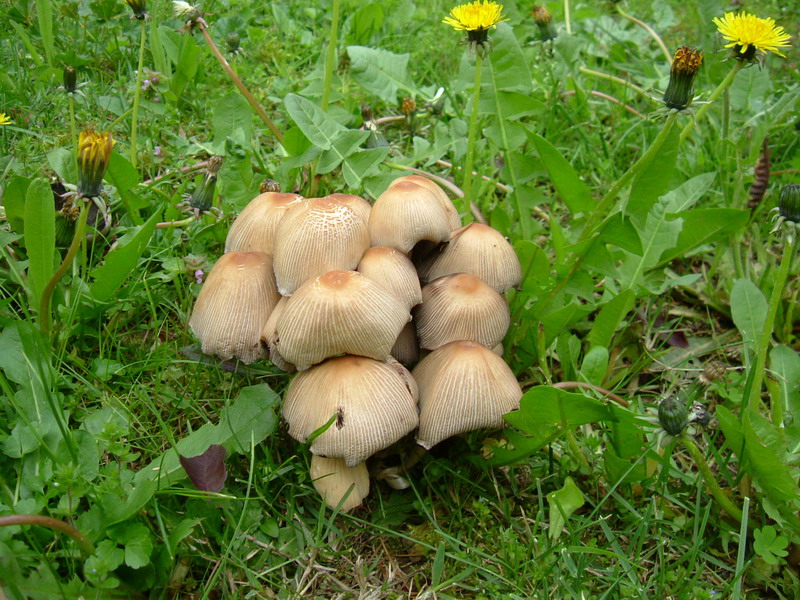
[1,0,800,598]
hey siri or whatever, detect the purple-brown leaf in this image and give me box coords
[179,444,227,493]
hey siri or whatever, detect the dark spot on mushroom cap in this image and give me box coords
[336,407,345,429]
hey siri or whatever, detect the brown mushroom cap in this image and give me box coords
[416,273,510,350]
[189,252,280,364]
[356,246,422,311]
[368,180,457,254]
[412,341,522,449]
[260,297,295,372]
[326,193,371,225]
[310,455,370,512]
[420,223,522,293]
[274,270,411,370]
[389,175,460,230]
[224,192,303,254]
[273,196,370,296]
[283,355,419,466]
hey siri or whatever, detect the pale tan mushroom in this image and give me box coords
[327,193,371,225]
[413,341,522,449]
[357,246,422,312]
[391,321,420,366]
[368,179,456,254]
[420,223,522,293]
[224,192,303,254]
[283,355,419,465]
[415,273,510,350]
[310,456,370,512]
[274,270,410,370]
[189,252,279,364]
[273,196,370,296]
[260,297,295,372]
[389,175,460,230]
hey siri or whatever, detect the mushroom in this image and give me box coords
[389,175,461,230]
[412,341,523,449]
[283,355,419,465]
[356,246,422,312]
[415,273,510,350]
[391,321,420,366]
[273,196,370,296]
[419,223,522,293]
[189,252,280,364]
[327,193,372,225]
[274,270,410,370]
[310,455,370,512]
[368,179,458,254]
[260,297,295,372]
[224,192,304,254]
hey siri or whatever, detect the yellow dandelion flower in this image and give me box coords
[0,113,11,126]
[77,130,115,197]
[713,11,791,59]
[444,1,507,46]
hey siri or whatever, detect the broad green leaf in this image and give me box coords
[284,93,345,150]
[106,152,147,221]
[580,346,609,386]
[480,23,531,93]
[530,134,595,216]
[716,405,744,459]
[660,172,716,213]
[318,130,370,174]
[729,278,767,360]
[659,208,749,264]
[3,176,31,234]
[587,290,635,349]
[24,178,56,307]
[346,46,417,103]
[342,147,390,188]
[598,213,642,256]
[170,34,201,101]
[348,3,384,45]
[770,345,800,446]
[548,477,585,539]
[514,240,549,295]
[753,526,789,565]
[213,91,253,145]
[505,386,618,434]
[626,124,680,224]
[89,209,161,302]
[539,303,594,348]
[742,409,800,504]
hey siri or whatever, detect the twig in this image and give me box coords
[142,160,209,186]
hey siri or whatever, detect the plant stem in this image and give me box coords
[129,19,147,168]
[461,50,483,223]
[321,0,341,112]
[68,95,78,170]
[746,231,796,411]
[680,436,744,523]
[0,514,94,556]
[679,61,744,143]
[39,201,89,338]
[198,23,283,144]
[616,6,671,62]
[577,66,649,99]
[563,0,572,34]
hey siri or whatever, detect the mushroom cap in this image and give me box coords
[283,355,419,466]
[391,321,420,366]
[326,193,372,225]
[189,252,280,364]
[357,246,422,312]
[260,296,295,372]
[224,192,303,254]
[273,196,370,296]
[412,341,522,449]
[368,179,458,254]
[274,270,411,370]
[389,175,461,230]
[310,456,370,512]
[415,273,510,350]
[420,223,522,293]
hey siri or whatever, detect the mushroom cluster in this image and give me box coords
[189,176,523,511]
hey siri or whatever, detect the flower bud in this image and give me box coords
[63,66,77,94]
[125,0,148,19]
[663,47,703,110]
[658,396,688,436]
[77,130,114,197]
[778,184,800,224]
[190,156,223,212]
[533,6,556,41]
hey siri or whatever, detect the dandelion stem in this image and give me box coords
[130,19,147,168]
[679,61,744,143]
[679,436,744,524]
[321,0,341,112]
[577,66,649,99]
[198,23,283,144]
[0,514,95,556]
[745,231,796,412]
[68,95,78,170]
[461,50,483,223]
[616,6,671,62]
[39,201,89,338]
[563,0,572,35]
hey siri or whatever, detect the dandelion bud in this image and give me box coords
[663,47,703,110]
[698,361,726,387]
[401,97,416,118]
[190,156,223,212]
[63,66,77,94]
[124,0,148,19]
[226,32,241,54]
[778,184,800,224]
[77,130,114,198]
[173,1,202,23]
[533,6,556,41]
[658,396,688,436]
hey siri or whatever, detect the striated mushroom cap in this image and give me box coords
[224,192,304,255]
[273,196,370,296]
[275,270,410,370]
[189,252,280,364]
[283,355,419,466]
[310,456,370,512]
[413,341,522,449]
[368,179,457,254]
[357,246,422,312]
[416,273,510,350]
[327,193,372,225]
[391,321,420,366]
[389,175,460,230]
[420,223,522,293]
[260,297,295,372]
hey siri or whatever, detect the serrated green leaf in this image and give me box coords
[626,125,680,224]
[24,178,56,307]
[742,409,799,504]
[106,152,147,221]
[346,46,416,103]
[587,290,635,349]
[342,147,390,188]
[284,93,345,150]
[659,208,749,263]
[530,134,595,216]
[318,130,370,174]
[213,91,253,145]
[730,278,767,360]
